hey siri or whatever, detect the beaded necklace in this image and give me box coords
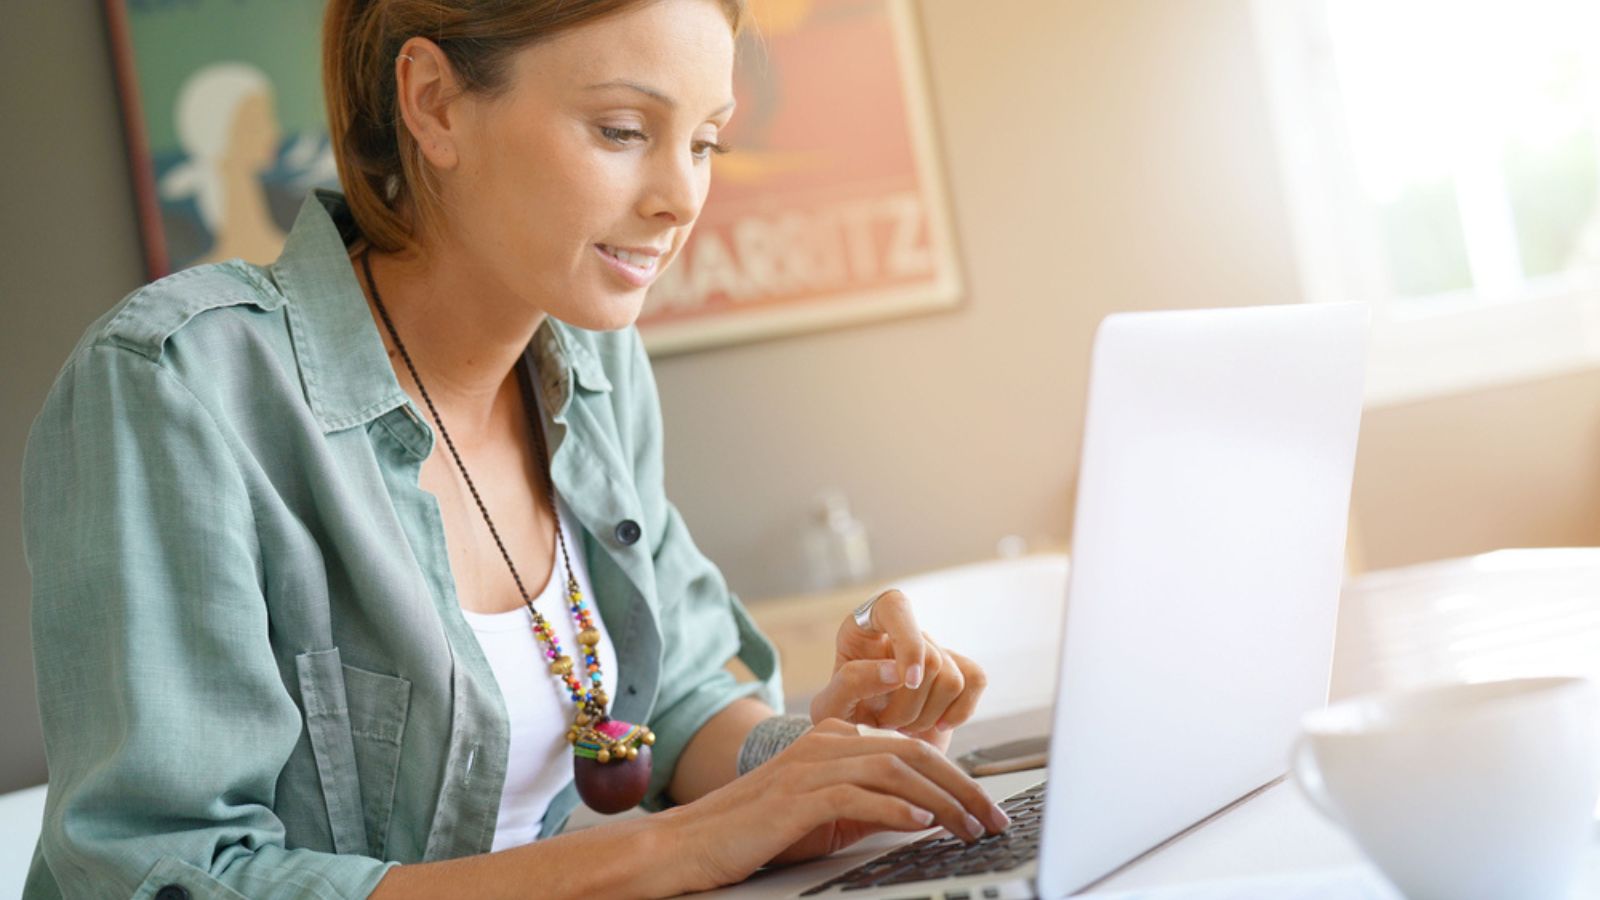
[360,248,654,815]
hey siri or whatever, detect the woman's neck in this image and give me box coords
[354,242,547,438]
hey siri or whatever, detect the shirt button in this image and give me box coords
[155,886,191,900]
[614,519,642,546]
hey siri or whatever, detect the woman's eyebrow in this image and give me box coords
[584,79,736,117]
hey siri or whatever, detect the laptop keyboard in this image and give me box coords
[799,780,1047,896]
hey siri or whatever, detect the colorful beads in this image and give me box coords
[521,597,612,719]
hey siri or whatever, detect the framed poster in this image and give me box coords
[105,0,337,280]
[639,0,964,354]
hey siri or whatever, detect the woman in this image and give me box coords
[23,1,1006,897]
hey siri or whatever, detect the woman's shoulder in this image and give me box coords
[39,258,302,441]
[73,259,288,369]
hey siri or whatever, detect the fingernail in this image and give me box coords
[879,661,900,684]
[905,665,923,689]
[987,806,1010,833]
[963,814,984,841]
[913,808,935,826]
[935,719,952,733]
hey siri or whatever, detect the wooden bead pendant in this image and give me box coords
[572,717,656,814]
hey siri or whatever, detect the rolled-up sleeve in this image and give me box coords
[23,343,395,899]
[614,329,785,813]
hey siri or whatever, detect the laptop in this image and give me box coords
[793,302,1369,898]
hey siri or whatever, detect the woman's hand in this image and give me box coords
[664,718,1010,894]
[809,589,988,754]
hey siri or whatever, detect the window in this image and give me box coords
[1253,0,1600,406]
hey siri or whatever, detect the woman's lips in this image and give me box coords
[595,243,661,288]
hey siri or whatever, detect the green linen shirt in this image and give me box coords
[22,188,783,899]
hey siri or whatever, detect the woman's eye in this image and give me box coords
[599,125,647,145]
[600,124,728,161]
[692,140,731,161]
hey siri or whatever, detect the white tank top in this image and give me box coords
[460,495,619,851]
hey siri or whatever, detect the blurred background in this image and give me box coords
[3,0,1599,797]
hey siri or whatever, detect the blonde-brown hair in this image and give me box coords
[322,0,746,256]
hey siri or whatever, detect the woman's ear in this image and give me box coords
[395,36,464,172]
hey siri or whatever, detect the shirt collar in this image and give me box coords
[269,189,611,434]
[528,317,614,422]
[270,189,409,433]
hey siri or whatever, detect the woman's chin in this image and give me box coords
[561,294,649,332]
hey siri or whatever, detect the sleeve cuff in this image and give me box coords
[132,851,398,900]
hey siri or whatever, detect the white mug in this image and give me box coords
[1291,676,1600,900]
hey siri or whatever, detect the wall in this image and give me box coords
[655,0,1308,598]
[0,2,151,794]
[3,0,1597,796]
[1354,370,1600,570]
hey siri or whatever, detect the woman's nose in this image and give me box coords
[641,149,702,226]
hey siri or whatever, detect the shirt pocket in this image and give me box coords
[295,648,412,860]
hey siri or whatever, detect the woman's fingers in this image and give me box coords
[792,720,1008,837]
[802,782,938,835]
[900,646,967,735]
[675,717,1010,892]
[809,658,905,723]
[844,589,927,689]
[830,590,988,738]
[867,640,988,736]
[929,649,987,732]
[794,748,993,843]
[869,632,946,730]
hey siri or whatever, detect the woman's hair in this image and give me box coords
[322,0,747,256]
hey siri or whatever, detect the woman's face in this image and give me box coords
[434,0,736,331]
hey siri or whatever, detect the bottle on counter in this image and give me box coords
[803,490,874,592]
